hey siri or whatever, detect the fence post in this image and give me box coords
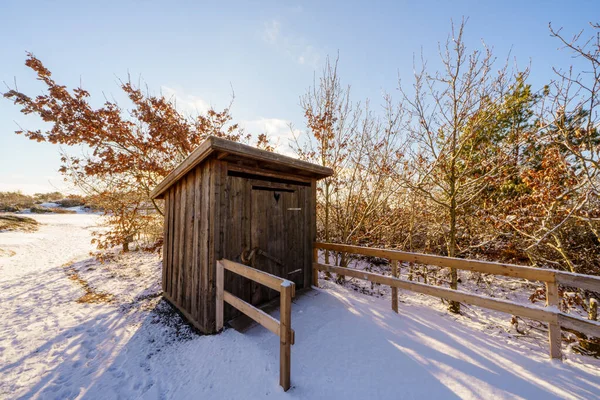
[545,279,562,359]
[280,282,293,391]
[216,261,224,332]
[312,247,319,288]
[391,260,399,313]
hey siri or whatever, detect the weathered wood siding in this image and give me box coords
[163,157,317,333]
[163,160,215,332]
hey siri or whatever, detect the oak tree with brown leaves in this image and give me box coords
[4,53,271,253]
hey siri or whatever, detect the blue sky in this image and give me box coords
[1,0,598,193]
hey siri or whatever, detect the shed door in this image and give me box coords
[250,185,305,304]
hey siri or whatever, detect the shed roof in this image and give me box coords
[151,136,334,199]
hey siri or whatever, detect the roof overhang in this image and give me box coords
[150,136,334,199]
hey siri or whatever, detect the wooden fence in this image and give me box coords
[313,242,600,359]
[216,259,295,391]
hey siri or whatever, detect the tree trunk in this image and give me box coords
[324,181,332,279]
[448,196,460,313]
[122,234,133,253]
[590,298,598,321]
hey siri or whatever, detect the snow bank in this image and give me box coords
[0,214,598,399]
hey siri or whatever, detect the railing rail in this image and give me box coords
[216,259,295,391]
[313,242,600,360]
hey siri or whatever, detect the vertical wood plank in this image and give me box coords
[200,163,212,331]
[546,279,562,359]
[171,184,181,301]
[223,175,250,320]
[279,282,293,391]
[169,188,176,296]
[163,190,171,294]
[216,260,224,331]
[309,179,317,288]
[184,173,194,312]
[177,180,187,306]
[301,186,310,290]
[205,159,225,333]
[312,247,319,288]
[391,260,399,313]
[167,189,174,296]
[192,167,201,321]
[162,191,169,293]
[242,179,252,307]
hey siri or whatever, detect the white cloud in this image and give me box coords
[262,19,321,68]
[263,20,281,45]
[240,117,303,156]
[161,86,211,115]
[157,87,305,157]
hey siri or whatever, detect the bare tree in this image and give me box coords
[293,57,404,280]
[395,20,513,312]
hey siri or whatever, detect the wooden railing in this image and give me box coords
[313,242,600,360]
[216,259,295,391]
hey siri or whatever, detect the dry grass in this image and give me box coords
[64,266,113,304]
[0,215,40,232]
[0,248,16,257]
[30,206,76,214]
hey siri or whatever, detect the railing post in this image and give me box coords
[216,261,224,332]
[391,260,399,313]
[546,278,562,359]
[280,282,293,391]
[312,247,319,288]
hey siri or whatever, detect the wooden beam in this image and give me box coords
[555,272,600,293]
[151,136,333,199]
[211,137,333,178]
[315,242,557,283]
[314,262,557,323]
[546,281,562,359]
[220,259,289,293]
[312,247,319,288]
[150,139,213,199]
[223,290,280,336]
[559,313,600,338]
[227,164,313,183]
[391,260,399,313]
[279,282,293,391]
[216,261,224,331]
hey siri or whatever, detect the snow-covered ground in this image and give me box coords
[0,214,599,399]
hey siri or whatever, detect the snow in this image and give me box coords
[1,214,599,399]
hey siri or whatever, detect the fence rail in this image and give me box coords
[313,242,600,360]
[216,259,295,391]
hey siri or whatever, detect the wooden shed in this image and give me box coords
[150,136,333,334]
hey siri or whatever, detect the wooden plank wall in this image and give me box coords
[223,175,252,319]
[162,161,214,333]
[162,158,319,333]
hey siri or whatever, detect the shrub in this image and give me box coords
[0,215,39,232]
[30,206,76,214]
[0,191,34,211]
[33,191,63,203]
[56,196,85,208]
[29,206,52,213]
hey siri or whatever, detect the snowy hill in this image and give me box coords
[0,214,598,399]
